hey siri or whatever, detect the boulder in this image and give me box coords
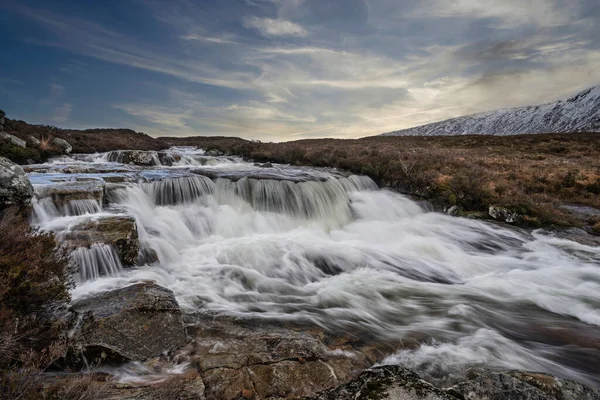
[65,215,140,266]
[0,109,5,127]
[489,205,522,224]
[28,135,41,146]
[0,156,34,209]
[67,282,186,368]
[308,365,455,400]
[204,149,225,157]
[53,137,73,154]
[106,150,159,166]
[447,370,600,400]
[0,132,27,147]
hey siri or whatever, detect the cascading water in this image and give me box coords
[26,147,600,388]
[71,243,123,282]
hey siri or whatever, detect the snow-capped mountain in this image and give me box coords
[381,85,600,136]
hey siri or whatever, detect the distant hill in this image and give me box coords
[2,116,168,154]
[381,85,600,137]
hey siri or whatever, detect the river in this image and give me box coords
[27,147,600,388]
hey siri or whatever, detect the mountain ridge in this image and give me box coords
[381,85,600,137]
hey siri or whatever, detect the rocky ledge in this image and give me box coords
[66,282,187,369]
[308,365,600,400]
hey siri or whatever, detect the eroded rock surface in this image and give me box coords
[68,283,186,368]
[64,215,139,266]
[190,317,390,400]
[0,156,34,209]
[447,370,600,400]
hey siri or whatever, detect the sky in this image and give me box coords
[1,0,600,141]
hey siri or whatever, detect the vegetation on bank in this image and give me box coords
[0,208,80,399]
[162,133,600,229]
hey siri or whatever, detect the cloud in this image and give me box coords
[179,34,239,44]
[244,17,308,36]
[53,103,72,122]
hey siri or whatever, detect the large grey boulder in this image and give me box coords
[53,137,73,154]
[308,365,455,400]
[0,156,34,209]
[68,282,186,368]
[0,132,26,147]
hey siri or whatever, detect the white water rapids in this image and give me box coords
[27,147,600,388]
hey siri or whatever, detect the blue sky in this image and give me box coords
[1,0,599,140]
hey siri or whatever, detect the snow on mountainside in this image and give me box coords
[381,85,600,136]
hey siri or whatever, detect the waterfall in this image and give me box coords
[71,243,123,282]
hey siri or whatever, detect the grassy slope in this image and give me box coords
[161,133,600,229]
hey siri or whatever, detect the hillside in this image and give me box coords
[382,85,600,136]
[0,112,168,163]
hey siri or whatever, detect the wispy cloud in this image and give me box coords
[244,17,308,37]
[179,34,239,45]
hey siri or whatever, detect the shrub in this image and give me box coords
[0,208,73,399]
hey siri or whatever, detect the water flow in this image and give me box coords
[28,147,600,388]
[71,244,123,282]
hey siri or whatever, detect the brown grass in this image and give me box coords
[161,133,600,228]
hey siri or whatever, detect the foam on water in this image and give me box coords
[28,147,600,388]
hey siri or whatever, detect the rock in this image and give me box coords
[0,132,27,147]
[0,156,34,209]
[68,282,186,368]
[53,137,73,154]
[138,246,159,265]
[65,215,140,266]
[447,370,600,400]
[488,205,522,223]
[106,150,159,166]
[0,109,5,127]
[259,162,273,168]
[108,372,206,400]
[308,365,455,400]
[36,180,104,215]
[191,317,377,400]
[204,149,225,157]
[28,135,41,146]
[158,151,180,166]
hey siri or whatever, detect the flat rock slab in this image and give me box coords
[191,317,390,400]
[68,282,186,368]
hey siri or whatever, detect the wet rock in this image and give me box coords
[68,282,186,368]
[138,246,159,265]
[65,215,140,266]
[106,150,159,166]
[308,365,454,400]
[1,132,27,147]
[259,162,273,168]
[192,317,374,399]
[204,149,225,157]
[53,137,73,154]
[109,372,206,400]
[158,151,180,166]
[447,370,600,400]
[488,205,522,224]
[0,156,34,209]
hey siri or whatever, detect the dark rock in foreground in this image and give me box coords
[307,365,454,400]
[0,156,34,209]
[67,282,186,368]
[307,366,600,400]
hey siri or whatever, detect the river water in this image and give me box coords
[27,147,600,387]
